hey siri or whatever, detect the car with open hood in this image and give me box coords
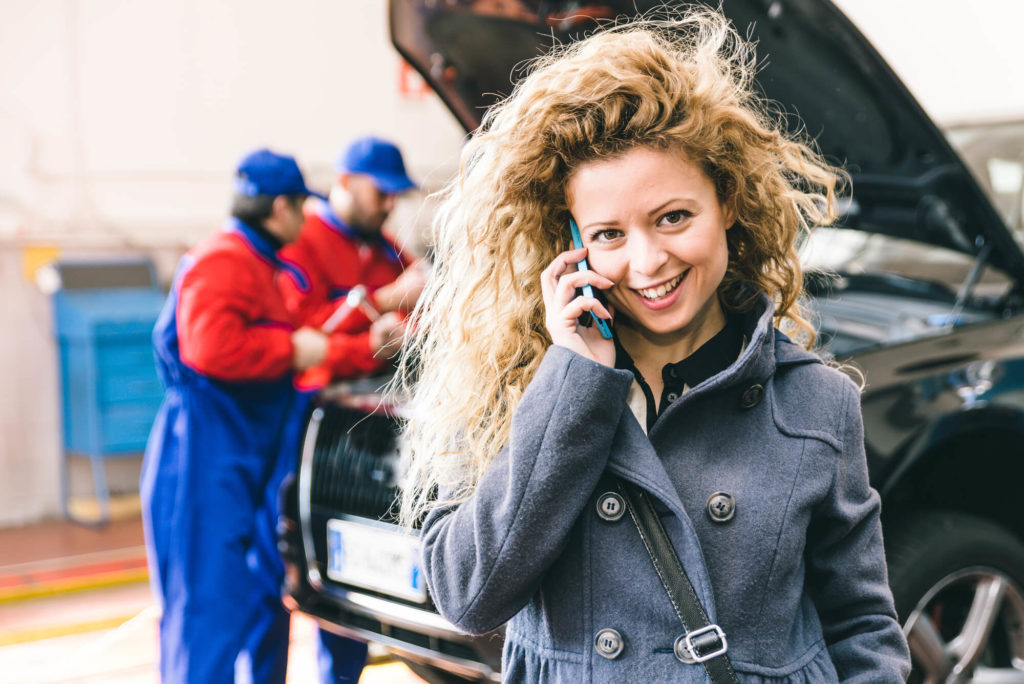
[279,2,1024,682]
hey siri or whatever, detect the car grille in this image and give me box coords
[308,403,402,521]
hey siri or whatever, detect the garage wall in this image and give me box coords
[0,0,465,526]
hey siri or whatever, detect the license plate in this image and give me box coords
[326,518,427,603]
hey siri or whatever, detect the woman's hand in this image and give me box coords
[541,247,616,367]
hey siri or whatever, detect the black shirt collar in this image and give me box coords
[662,312,744,391]
[615,309,747,430]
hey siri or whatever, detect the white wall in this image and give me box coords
[0,0,465,525]
[0,0,465,248]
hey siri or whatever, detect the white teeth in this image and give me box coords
[637,274,683,300]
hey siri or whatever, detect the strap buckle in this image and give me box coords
[674,624,728,664]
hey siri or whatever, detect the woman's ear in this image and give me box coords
[724,203,737,230]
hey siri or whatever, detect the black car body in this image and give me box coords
[280,2,1024,682]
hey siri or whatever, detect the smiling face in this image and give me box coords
[566,145,735,351]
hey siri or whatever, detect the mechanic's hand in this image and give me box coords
[541,247,615,367]
[291,327,329,370]
[369,312,407,358]
[374,260,428,313]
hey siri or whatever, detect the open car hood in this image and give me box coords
[389,0,1024,281]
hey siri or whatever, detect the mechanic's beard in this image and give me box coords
[351,213,387,236]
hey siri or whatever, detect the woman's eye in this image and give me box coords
[660,210,690,226]
[591,229,623,242]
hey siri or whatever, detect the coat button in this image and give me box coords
[596,492,625,522]
[674,628,726,663]
[674,633,697,663]
[594,628,624,659]
[665,391,679,403]
[739,384,763,409]
[706,492,736,523]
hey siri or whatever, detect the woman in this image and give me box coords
[396,9,911,682]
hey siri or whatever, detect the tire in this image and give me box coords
[885,511,1024,683]
[400,658,481,684]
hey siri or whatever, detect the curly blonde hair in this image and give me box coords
[396,8,845,527]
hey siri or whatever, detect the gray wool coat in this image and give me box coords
[421,296,912,682]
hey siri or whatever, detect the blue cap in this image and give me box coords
[335,136,416,194]
[234,148,327,200]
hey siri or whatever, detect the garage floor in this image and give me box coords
[0,514,425,683]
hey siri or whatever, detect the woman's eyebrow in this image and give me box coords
[580,219,619,230]
[647,197,693,216]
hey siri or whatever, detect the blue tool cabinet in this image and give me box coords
[52,259,166,525]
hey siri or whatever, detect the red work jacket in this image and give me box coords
[278,200,411,379]
[162,219,295,383]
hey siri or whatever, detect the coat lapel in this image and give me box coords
[606,409,721,619]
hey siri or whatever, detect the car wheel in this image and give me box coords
[399,658,481,683]
[885,511,1024,683]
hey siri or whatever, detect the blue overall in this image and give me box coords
[142,220,367,683]
[141,223,305,683]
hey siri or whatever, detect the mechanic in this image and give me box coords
[276,136,425,682]
[141,148,329,683]
[279,136,427,387]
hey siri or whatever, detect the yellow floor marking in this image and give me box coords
[0,568,148,604]
[0,614,133,647]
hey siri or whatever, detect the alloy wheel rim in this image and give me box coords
[904,567,1024,683]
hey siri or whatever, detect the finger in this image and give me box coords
[562,297,613,324]
[553,269,614,300]
[553,273,613,311]
[541,248,590,308]
[541,247,588,284]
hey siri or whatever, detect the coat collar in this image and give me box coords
[665,293,822,398]
[645,293,820,416]
[605,293,823,515]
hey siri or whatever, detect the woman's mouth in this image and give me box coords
[630,271,688,311]
[635,273,685,301]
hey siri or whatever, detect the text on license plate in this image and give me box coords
[326,518,427,603]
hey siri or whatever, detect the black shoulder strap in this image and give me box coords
[617,479,739,684]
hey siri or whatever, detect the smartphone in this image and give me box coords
[568,218,613,339]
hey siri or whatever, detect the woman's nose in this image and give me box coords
[628,234,668,275]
